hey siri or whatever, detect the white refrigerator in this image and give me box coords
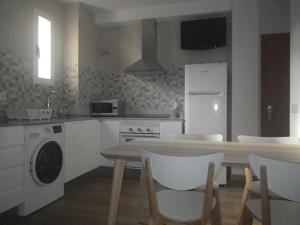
[184,63,228,185]
[184,63,227,139]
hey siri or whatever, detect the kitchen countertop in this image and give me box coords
[0,116,96,127]
[0,115,183,127]
[99,115,183,121]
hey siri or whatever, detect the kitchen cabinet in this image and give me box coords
[64,120,100,182]
[160,120,183,139]
[100,120,120,167]
[0,126,24,213]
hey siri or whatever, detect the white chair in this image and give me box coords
[141,150,224,225]
[242,154,300,225]
[237,135,300,225]
[170,133,225,210]
[170,133,224,142]
[170,133,226,182]
[138,133,224,223]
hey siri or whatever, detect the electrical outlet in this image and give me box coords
[291,104,298,114]
[0,91,7,101]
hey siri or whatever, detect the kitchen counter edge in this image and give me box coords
[0,116,183,127]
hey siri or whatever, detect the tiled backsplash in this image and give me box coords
[0,48,184,117]
[0,49,80,116]
[79,66,184,115]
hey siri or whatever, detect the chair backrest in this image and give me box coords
[237,135,299,144]
[249,154,300,202]
[170,133,223,142]
[140,149,224,191]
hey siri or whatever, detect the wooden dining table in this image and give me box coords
[101,138,300,225]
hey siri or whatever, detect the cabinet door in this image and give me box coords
[160,121,183,139]
[64,122,84,182]
[81,120,100,174]
[0,126,24,214]
[64,120,101,182]
[100,120,120,167]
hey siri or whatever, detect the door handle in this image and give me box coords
[267,105,273,120]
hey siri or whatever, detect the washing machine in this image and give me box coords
[18,123,64,216]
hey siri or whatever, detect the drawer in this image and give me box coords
[0,146,24,170]
[0,166,23,192]
[0,186,24,214]
[0,126,24,148]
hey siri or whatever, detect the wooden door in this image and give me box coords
[261,33,290,137]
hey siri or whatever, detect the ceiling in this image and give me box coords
[60,0,203,11]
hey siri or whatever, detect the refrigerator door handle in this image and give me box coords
[187,91,225,96]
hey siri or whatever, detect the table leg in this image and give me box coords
[138,168,147,224]
[107,159,126,225]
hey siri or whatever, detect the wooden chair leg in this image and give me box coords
[241,208,253,225]
[237,184,249,225]
[212,188,222,225]
[156,216,167,225]
[149,215,166,225]
[237,167,253,225]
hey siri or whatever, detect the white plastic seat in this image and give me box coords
[237,135,299,225]
[141,150,224,224]
[246,199,300,225]
[157,190,216,223]
[170,133,225,186]
[242,154,300,225]
[247,181,280,198]
[170,133,224,142]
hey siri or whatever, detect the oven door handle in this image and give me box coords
[120,134,160,139]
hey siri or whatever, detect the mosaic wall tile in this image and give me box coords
[0,48,78,116]
[0,48,185,117]
[78,66,185,114]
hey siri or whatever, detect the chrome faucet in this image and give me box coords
[47,90,56,109]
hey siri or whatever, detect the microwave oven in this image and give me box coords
[90,100,124,116]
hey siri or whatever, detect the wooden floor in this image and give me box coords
[5,167,260,225]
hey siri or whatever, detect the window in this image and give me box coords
[34,9,54,85]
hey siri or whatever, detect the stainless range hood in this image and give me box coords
[124,19,165,75]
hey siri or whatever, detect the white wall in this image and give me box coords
[0,0,64,74]
[259,0,290,35]
[63,3,79,68]
[95,0,231,26]
[97,18,231,72]
[290,0,300,136]
[79,5,101,69]
[231,0,259,140]
[97,23,141,71]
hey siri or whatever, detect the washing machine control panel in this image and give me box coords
[52,125,63,134]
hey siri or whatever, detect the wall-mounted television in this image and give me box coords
[181,17,227,50]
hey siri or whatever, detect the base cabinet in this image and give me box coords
[100,120,120,167]
[160,121,183,139]
[64,120,100,182]
[0,126,24,214]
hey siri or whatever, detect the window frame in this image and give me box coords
[33,8,54,86]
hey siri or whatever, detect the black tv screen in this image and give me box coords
[181,17,226,50]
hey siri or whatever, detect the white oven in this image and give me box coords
[120,132,160,143]
[119,121,160,168]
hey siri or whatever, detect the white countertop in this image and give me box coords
[0,115,183,127]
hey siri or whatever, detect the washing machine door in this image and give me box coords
[30,139,63,186]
